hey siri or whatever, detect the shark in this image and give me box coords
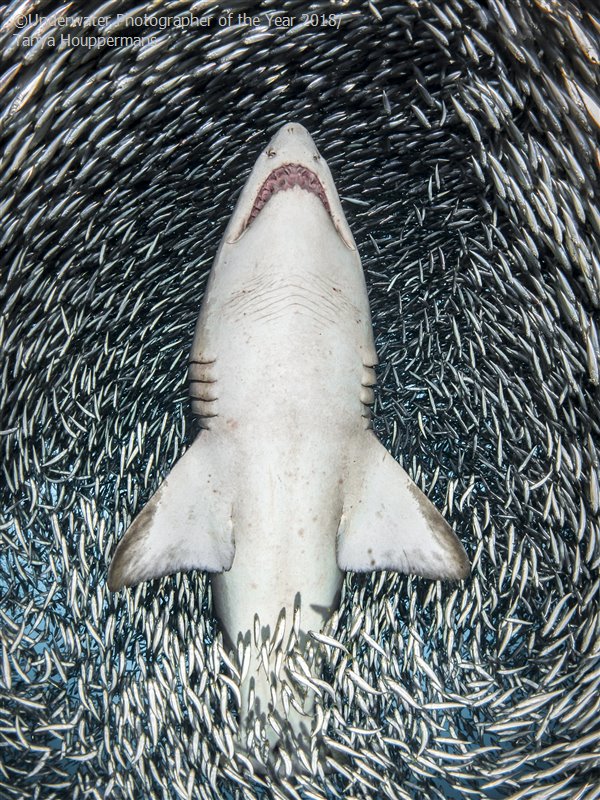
[107,122,469,761]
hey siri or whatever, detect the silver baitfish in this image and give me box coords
[0,0,599,799]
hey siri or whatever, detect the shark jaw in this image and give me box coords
[247,163,331,229]
[224,123,356,249]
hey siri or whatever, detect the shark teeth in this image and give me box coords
[248,163,331,226]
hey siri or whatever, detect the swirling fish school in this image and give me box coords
[1,0,599,798]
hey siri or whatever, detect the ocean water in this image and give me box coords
[1,1,599,798]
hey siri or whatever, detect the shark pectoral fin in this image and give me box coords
[337,434,469,581]
[107,435,234,591]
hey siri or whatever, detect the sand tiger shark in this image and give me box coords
[108,123,469,758]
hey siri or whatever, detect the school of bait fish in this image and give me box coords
[0,0,599,798]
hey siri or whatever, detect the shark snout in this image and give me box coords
[265,123,321,164]
[224,123,357,250]
[257,123,356,250]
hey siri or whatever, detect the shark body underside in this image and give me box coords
[108,123,469,761]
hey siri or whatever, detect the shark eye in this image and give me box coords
[266,148,276,158]
[313,154,320,161]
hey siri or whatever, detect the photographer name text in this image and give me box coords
[13,11,344,48]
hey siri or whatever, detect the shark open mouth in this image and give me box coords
[248,163,331,226]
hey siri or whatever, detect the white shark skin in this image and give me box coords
[108,123,469,760]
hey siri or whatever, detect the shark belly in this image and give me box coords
[211,440,345,648]
[200,225,368,645]
[193,207,372,741]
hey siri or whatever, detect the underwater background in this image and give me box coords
[1,0,599,798]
